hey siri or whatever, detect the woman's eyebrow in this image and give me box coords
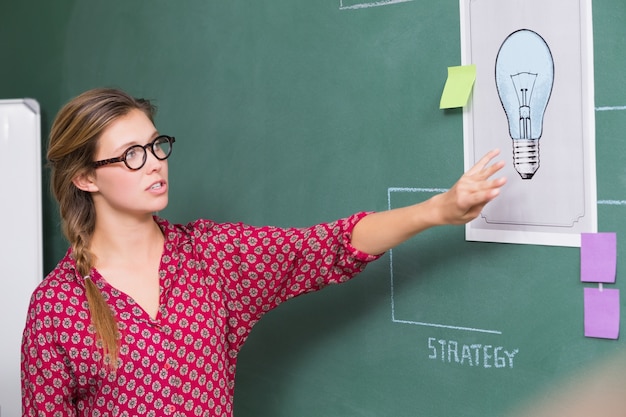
[110,132,159,153]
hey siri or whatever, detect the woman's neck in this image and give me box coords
[90,214,164,269]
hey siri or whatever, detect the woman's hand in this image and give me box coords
[430,148,507,226]
[350,149,507,255]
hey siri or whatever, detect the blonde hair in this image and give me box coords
[47,88,156,366]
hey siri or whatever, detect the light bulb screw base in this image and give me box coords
[512,139,539,180]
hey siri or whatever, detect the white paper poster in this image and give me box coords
[461,0,597,247]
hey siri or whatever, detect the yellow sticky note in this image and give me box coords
[439,64,476,109]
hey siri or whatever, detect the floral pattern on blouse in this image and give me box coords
[21,213,379,416]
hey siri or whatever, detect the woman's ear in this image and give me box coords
[72,171,99,193]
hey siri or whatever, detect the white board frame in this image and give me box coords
[0,99,42,417]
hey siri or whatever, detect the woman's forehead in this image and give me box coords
[97,110,157,153]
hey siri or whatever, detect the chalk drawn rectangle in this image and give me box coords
[460,0,597,247]
[388,188,587,336]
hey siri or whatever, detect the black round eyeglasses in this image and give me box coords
[93,135,176,170]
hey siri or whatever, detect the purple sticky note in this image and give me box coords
[581,232,617,283]
[584,287,620,339]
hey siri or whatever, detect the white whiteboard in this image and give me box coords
[0,99,42,417]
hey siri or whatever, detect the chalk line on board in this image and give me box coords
[595,106,626,111]
[339,0,414,10]
[598,200,626,205]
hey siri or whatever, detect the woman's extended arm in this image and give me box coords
[350,149,507,255]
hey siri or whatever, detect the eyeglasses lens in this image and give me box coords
[153,137,172,160]
[124,136,173,170]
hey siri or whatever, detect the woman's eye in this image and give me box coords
[125,148,139,161]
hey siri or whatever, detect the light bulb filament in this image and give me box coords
[520,89,531,139]
[510,72,538,140]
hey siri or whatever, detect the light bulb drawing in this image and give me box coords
[495,29,554,180]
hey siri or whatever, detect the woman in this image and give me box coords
[21,88,505,416]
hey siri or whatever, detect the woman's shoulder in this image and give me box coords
[31,250,84,301]
[25,250,87,324]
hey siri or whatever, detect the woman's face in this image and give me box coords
[88,109,170,219]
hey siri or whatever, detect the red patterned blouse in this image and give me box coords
[21,213,379,417]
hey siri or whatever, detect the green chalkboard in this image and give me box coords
[2,0,626,416]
